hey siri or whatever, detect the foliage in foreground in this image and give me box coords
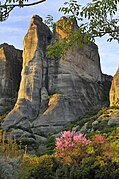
[45,0,119,59]
[19,130,119,179]
[0,107,119,179]
[0,130,24,158]
[0,130,24,179]
[0,0,46,22]
[19,154,57,179]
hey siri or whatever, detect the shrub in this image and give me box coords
[46,136,55,155]
[55,130,119,178]
[55,131,90,164]
[0,130,24,158]
[20,154,56,179]
[0,157,20,179]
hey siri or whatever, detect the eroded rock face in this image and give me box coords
[55,16,102,82]
[55,16,78,39]
[0,43,22,114]
[2,16,112,138]
[1,15,52,129]
[32,59,109,136]
[32,17,111,136]
[110,67,119,106]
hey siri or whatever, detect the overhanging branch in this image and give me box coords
[0,0,46,8]
[0,0,46,21]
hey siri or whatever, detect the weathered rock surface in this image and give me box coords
[1,16,112,138]
[102,74,112,82]
[32,17,112,136]
[55,16,78,39]
[0,43,22,114]
[110,67,119,106]
[55,17,102,82]
[1,15,52,129]
[108,118,119,125]
[32,67,109,136]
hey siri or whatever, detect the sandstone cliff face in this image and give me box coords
[1,16,111,138]
[110,67,119,106]
[1,15,52,129]
[55,16,102,82]
[32,17,110,136]
[55,16,78,39]
[0,43,22,114]
[32,53,110,135]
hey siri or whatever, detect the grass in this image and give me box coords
[0,130,24,158]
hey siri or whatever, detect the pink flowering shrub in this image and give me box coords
[93,134,106,144]
[55,131,108,165]
[55,131,90,164]
[91,134,107,156]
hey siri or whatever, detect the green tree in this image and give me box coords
[46,0,119,59]
[0,0,46,21]
[59,0,119,42]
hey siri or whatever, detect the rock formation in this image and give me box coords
[1,15,52,129]
[1,16,112,139]
[110,66,119,106]
[55,16,78,39]
[0,43,22,115]
[55,16,102,82]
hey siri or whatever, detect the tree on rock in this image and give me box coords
[46,0,119,59]
[59,0,119,42]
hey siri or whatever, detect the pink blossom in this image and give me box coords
[93,134,106,144]
[55,131,90,160]
[73,134,90,146]
[61,131,76,139]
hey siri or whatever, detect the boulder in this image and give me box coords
[108,118,119,125]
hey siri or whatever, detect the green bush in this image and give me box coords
[46,136,55,155]
[20,154,57,179]
[54,157,119,179]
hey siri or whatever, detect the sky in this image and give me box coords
[0,0,119,76]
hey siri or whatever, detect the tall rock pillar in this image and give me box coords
[2,15,52,129]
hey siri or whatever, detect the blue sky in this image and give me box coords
[0,0,118,76]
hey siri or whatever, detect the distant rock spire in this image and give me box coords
[110,66,119,106]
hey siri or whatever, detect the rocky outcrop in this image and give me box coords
[55,16,78,39]
[110,67,119,106]
[32,58,109,136]
[0,43,22,114]
[102,74,112,82]
[108,118,119,125]
[32,17,111,136]
[56,16,102,82]
[1,15,52,129]
[1,16,112,138]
